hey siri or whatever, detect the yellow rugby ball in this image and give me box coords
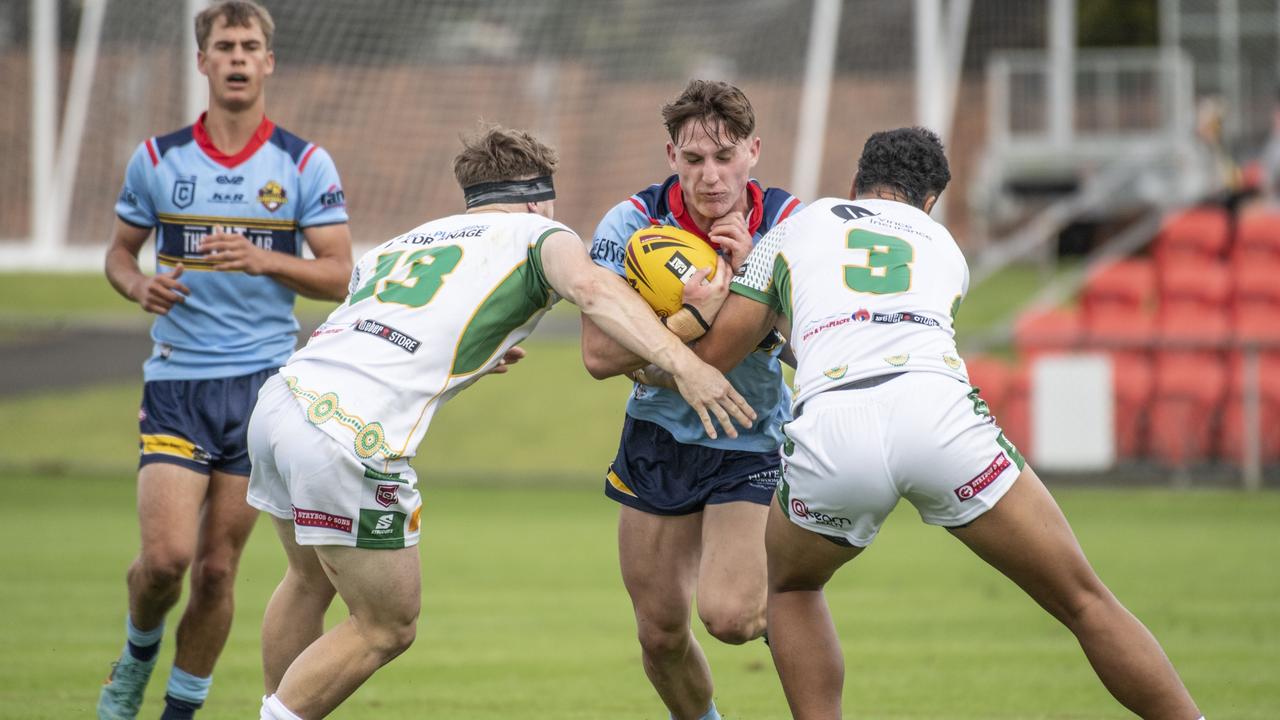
[623,225,718,317]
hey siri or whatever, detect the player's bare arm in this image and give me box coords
[580,257,730,379]
[543,231,755,438]
[694,292,778,373]
[105,218,190,315]
[199,223,352,300]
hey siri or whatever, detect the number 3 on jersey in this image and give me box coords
[350,246,463,308]
[844,229,913,294]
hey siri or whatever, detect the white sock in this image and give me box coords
[260,694,304,720]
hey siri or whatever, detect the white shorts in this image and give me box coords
[779,372,1025,547]
[247,373,422,548]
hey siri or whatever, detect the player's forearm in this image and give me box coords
[104,244,147,304]
[575,274,699,381]
[265,253,352,301]
[581,318,649,379]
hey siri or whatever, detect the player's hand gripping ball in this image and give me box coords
[623,225,718,317]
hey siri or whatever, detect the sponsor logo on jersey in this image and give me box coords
[871,311,940,327]
[589,239,626,266]
[216,175,245,185]
[310,322,350,339]
[258,180,287,212]
[830,203,878,222]
[954,452,1011,501]
[374,483,399,508]
[172,177,196,209]
[354,318,420,354]
[293,507,354,533]
[210,192,246,204]
[801,309,873,342]
[119,187,140,208]
[394,225,489,246]
[320,184,346,209]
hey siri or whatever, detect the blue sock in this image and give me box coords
[125,615,164,662]
[672,701,721,720]
[161,666,211,718]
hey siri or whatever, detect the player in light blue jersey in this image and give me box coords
[100,3,352,719]
[582,80,802,720]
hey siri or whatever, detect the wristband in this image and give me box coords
[662,307,707,342]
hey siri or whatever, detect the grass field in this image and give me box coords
[2,271,1278,718]
[2,477,1277,719]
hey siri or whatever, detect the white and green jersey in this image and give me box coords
[280,212,565,467]
[731,197,970,408]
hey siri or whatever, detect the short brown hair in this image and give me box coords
[453,125,559,189]
[195,1,275,52]
[661,80,756,145]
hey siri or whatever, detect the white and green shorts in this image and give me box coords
[778,371,1025,547]
[247,373,422,549]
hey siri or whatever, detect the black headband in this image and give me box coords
[463,175,555,209]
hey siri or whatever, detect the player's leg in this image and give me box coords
[765,499,862,720]
[269,544,421,718]
[261,516,337,694]
[99,462,207,720]
[948,466,1202,719]
[163,468,258,715]
[618,505,713,720]
[695,500,768,645]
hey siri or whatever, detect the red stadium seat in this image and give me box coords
[1081,258,1156,318]
[1154,207,1231,266]
[1013,307,1082,360]
[1157,260,1232,313]
[1231,260,1280,311]
[1082,309,1155,459]
[1000,362,1033,462]
[1219,353,1280,464]
[963,354,1013,415]
[1148,307,1231,467]
[1234,208,1280,264]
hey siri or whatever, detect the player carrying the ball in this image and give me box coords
[677,126,1204,719]
[246,124,754,720]
[581,79,802,720]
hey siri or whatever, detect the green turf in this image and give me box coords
[0,477,1275,719]
[0,266,1051,337]
[0,338,630,480]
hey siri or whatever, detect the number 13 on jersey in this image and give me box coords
[350,245,463,308]
[843,229,913,294]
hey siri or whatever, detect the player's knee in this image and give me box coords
[636,620,691,660]
[699,605,766,645]
[135,551,192,590]
[368,614,418,660]
[1053,580,1116,631]
[188,558,237,599]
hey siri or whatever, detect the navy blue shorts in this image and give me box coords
[603,416,781,516]
[138,368,276,476]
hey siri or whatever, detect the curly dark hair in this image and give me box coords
[852,127,951,209]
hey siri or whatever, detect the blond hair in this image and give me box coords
[195,1,275,52]
[453,125,559,189]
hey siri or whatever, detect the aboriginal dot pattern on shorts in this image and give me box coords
[285,376,401,460]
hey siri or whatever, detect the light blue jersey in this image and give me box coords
[589,175,802,452]
[115,113,348,381]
